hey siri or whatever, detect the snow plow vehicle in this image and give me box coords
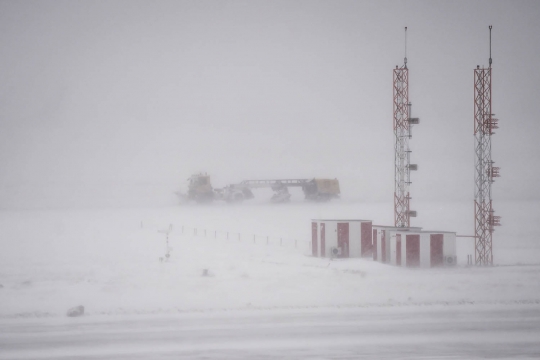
[302,178,341,201]
[177,173,215,203]
[176,173,340,204]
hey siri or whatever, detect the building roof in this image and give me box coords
[372,225,423,231]
[310,222,455,234]
[311,219,372,222]
[386,229,457,235]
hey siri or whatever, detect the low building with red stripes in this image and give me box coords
[311,219,373,258]
[313,220,457,267]
[383,230,457,267]
[373,225,457,267]
[372,225,423,263]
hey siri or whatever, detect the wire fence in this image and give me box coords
[151,223,311,250]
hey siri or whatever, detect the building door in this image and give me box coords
[372,229,378,260]
[396,234,402,266]
[430,234,444,267]
[337,222,349,258]
[311,222,318,257]
[361,222,372,257]
[320,223,326,257]
[406,234,420,267]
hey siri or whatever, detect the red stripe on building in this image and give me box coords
[430,234,444,267]
[406,234,420,267]
[372,229,378,260]
[381,231,387,263]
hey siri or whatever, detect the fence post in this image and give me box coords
[253,235,256,243]
[238,233,241,241]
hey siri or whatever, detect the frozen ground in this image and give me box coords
[1,199,539,358]
[2,306,540,359]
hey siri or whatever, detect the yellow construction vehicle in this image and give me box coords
[302,178,341,201]
[175,173,214,203]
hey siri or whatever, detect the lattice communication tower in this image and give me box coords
[394,27,419,228]
[474,25,501,265]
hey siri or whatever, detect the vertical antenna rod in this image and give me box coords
[473,25,500,266]
[404,26,408,68]
[489,25,492,67]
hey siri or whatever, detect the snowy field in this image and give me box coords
[1,199,540,359]
[3,306,540,359]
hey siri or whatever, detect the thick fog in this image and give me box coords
[1,0,539,209]
[2,4,540,358]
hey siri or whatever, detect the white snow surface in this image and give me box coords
[1,200,539,317]
[2,305,540,359]
[1,200,540,359]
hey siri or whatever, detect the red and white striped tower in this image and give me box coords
[394,27,418,228]
[474,26,501,265]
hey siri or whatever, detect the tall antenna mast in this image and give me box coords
[404,26,408,68]
[473,25,500,265]
[489,25,492,67]
[393,26,418,228]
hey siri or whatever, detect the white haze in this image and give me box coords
[1,2,540,358]
[1,201,540,358]
[1,0,540,209]
[1,200,539,315]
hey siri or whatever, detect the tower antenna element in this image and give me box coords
[473,25,501,265]
[489,25,492,67]
[393,26,419,228]
[404,27,408,68]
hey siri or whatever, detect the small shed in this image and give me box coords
[372,225,422,263]
[311,219,373,258]
[384,230,457,268]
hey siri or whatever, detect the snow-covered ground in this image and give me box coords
[1,200,539,358]
[3,305,540,359]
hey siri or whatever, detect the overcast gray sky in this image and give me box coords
[0,0,539,209]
